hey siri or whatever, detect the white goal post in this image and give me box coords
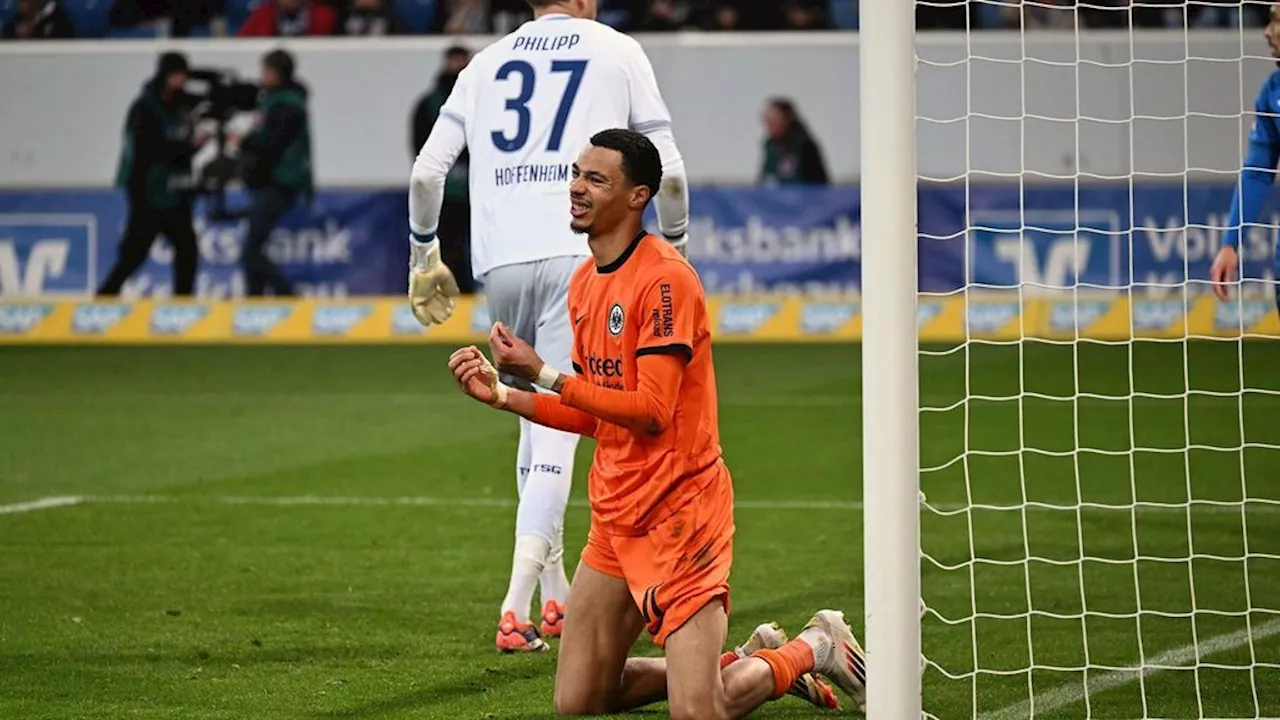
[860,0,923,717]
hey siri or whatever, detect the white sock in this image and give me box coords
[539,519,571,608]
[500,534,550,624]
[798,626,833,668]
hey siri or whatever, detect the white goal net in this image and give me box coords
[912,1,1280,717]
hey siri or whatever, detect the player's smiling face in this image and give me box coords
[1268,3,1280,57]
[569,146,644,235]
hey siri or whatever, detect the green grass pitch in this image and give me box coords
[1,343,1278,719]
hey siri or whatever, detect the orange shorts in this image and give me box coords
[581,472,735,648]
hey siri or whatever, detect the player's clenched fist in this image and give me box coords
[409,238,461,326]
[449,346,507,408]
[489,322,545,384]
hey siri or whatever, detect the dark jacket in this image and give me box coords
[2,0,75,39]
[335,4,401,35]
[242,82,314,196]
[411,72,469,204]
[761,126,830,187]
[115,80,196,209]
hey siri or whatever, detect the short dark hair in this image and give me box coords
[262,49,296,83]
[589,129,662,199]
[525,0,559,8]
[444,45,470,59]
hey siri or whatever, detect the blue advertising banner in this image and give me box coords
[0,184,1275,297]
[0,190,406,298]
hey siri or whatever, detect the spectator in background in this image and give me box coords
[436,0,490,34]
[236,50,313,296]
[759,98,829,186]
[2,0,75,39]
[780,0,826,30]
[109,0,225,37]
[238,0,337,37]
[410,45,476,293]
[702,0,742,30]
[641,0,694,31]
[336,0,401,35]
[99,53,204,297]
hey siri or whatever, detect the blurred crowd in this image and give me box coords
[3,0,1274,39]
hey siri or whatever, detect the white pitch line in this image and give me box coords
[83,494,865,511]
[982,618,1280,720]
[0,495,83,515]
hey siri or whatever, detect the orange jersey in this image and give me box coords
[564,232,726,531]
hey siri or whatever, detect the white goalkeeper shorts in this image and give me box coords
[482,255,588,388]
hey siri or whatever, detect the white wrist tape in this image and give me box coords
[534,364,562,392]
[491,381,510,409]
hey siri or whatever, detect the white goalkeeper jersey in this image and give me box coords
[436,14,675,276]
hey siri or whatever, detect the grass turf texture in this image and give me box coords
[0,343,1277,719]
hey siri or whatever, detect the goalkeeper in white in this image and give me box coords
[408,0,691,652]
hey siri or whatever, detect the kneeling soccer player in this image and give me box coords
[448,128,867,718]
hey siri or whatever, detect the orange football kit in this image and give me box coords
[530,232,733,647]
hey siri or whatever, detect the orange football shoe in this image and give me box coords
[540,601,566,638]
[496,611,548,653]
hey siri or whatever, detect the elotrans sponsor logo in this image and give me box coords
[312,305,373,335]
[0,303,53,333]
[1131,300,1184,331]
[149,304,209,335]
[232,305,292,336]
[801,302,858,334]
[1214,299,1273,331]
[967,302,1020,333]
[718,303,779,334]
[71,303,130,334]
[1050,300,1110,332]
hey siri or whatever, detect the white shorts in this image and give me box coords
[482,255,588,389]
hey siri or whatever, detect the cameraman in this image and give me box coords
[237,50,313,297]
[99,52,205,297]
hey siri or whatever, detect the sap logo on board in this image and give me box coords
[1214,299,1273,331]
[967,302,1020,333]
[149,305,209,335]
[801,302,858,335]
[71,303,131,334]
[232,305,292,336]
[718,303,779,334]
[0,303,53,333]
[312,305,372,335]
[916,302,943,328]
[1131,300,1184,331]
[1050,301,1110,332]
[391,305,428,335]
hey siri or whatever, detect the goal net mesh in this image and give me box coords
[913,1,1280,717]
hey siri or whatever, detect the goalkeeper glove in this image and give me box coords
[408,235,460,327]
[665,233,689,258]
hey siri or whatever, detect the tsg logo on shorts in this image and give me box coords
[0,215,95,296]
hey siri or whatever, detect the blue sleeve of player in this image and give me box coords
[1225,76,1280,248]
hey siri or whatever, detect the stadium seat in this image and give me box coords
[395,0,436,34]
[62,0,112,37]
[0,0,13,27]
[225,0,262,35]
[828,0,857,30]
